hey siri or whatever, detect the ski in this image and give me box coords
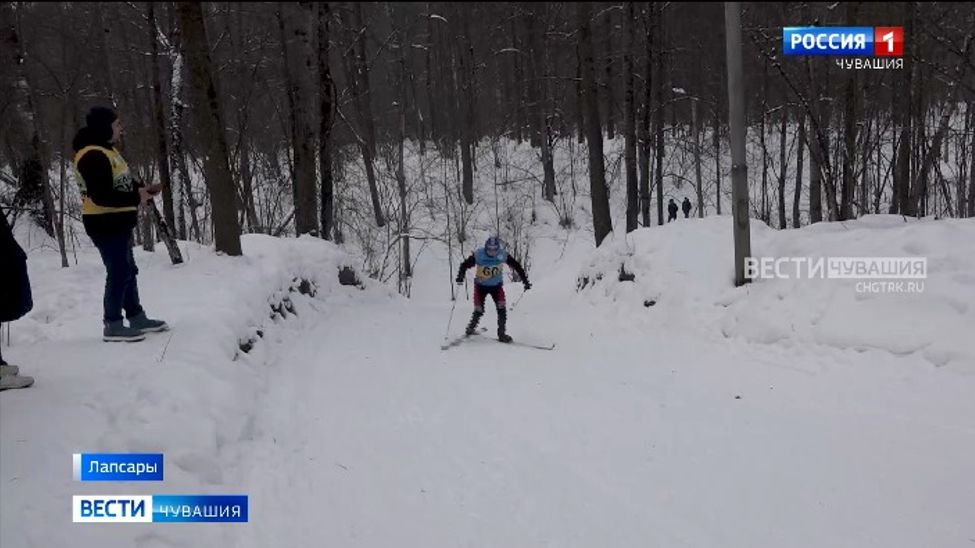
[149,200,184,265]
[440,327,487,350]
[502,340,556,351]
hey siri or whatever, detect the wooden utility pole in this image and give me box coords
[725,2,750,286]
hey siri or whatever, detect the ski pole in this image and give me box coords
[444,297,457,341]
[509,286,528,312]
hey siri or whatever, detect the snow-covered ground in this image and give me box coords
[3,207,974,547]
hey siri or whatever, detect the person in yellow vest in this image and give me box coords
[72,106,168,342]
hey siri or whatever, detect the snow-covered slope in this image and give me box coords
[2,199,974,547]
[578,215,975,373]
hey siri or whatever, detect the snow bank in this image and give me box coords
[0,234,371,548]
[576,215,975,371]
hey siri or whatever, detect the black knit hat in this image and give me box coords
[85,106,118,142]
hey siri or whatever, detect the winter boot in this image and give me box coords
[497,308,512,343]
[465,310,484,336]
[103,320,146,342]
[128,312,169,334]
[0,364,20,377]
[0,374,34,390]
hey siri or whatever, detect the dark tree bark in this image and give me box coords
[603,7,615,140]
[653,3,664,225]
[341,2,385,226]
[713,102,722,215]
[793,111,805,228]
[318,2,335,240]
[840,68,857,220]
[149,3,176,233]
[178,1,241,255]
[623,1,638,232]
[2,3,56,238]
[777,107,787,228]
[638,3,653,226]
[281,2,319,236]
[693,97,703,219]
[577,2,612,246]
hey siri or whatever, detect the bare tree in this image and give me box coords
[638,2,653,226]
[777,107,787,228]
[342,2,385,226]
[178,1,241,255]
[281,2,319,236]
[793,110,805,228]
[693,97,704,219]
[577,2,612,246]
[319,2,335,240]
[653,3,665,225]
[1,3,56,239]
[623,1,638,232]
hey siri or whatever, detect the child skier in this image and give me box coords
[455,236,531,343]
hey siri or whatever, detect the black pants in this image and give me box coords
[90,230,143,323]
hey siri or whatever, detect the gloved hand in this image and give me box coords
[455,276,464,285]
[523,280,532,290]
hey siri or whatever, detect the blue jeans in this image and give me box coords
[90,231,144,323]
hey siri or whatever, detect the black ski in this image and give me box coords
[501,340,556,351]
[149,200,183,265]
[440,327,487,350]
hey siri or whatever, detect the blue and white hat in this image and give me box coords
[484,236,501,256]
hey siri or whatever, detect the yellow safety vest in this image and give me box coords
[73,145,138,215]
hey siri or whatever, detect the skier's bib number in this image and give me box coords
[476,265,502,281]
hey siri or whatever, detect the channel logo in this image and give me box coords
[72,495,248,523]
[783,27,904,56]
[72,496,152,523]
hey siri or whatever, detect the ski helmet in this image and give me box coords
[484,236,501,256]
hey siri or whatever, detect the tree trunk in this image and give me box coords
[639,2,653,226]
[396,15,412,292]
[793,111,805,228]
[178,1,241,255]
[339,3,384,226]
[957,102,970,218]
[969,100,975,217]
[897,2,916,215]
[425,3,439,147]
[167,5,198,242]
[529,6,556,203]
[840,69,857,220]
[759,65,768,224]
[603,8,615,140]
[281,2,318,236]
[2,3,56,238]
[575,41,585,145]
[577,2,612,246]
[806,59,823,223]
[623,1,638,232]
[653,3,664,225]
[318,2,335,240]
[914,99,958,216]
[713,102,722,215]
[693,98,704,219]
[149,3,176,234]
[459,8,475,205]
[777,107,787,229]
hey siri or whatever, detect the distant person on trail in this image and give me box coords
[668,198,679,222]
[455,236,531,343]
[682,197,692,218]
[0,211,34,390]
[73,106,168,342]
